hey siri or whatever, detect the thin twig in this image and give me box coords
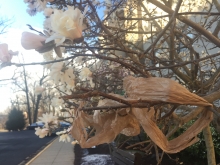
[157,152,164,165]
[88,128,95,138]
[154,144,160,164]
[143,0,182,54]
[159,104,179,121]
[118,137,133,149]
[125,140,151,149]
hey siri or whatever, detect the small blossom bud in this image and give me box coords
[0,43,18,62]
[21,32,46,50]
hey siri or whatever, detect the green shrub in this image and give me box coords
[5,108,26,131]
[171,121,220,165]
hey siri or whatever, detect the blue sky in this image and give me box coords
[0,1,44,29]
[0,1,104,112]
[0,1,45,113]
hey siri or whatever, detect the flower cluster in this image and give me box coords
[79,67,94,87]
[39,113,57,127]
[51,97,64,107]
[35,127,49,138]
[24,0,54,16]
[42,51,54,69]
[35,113,58,138]
[49,61,75,88]
[56,127,72,143]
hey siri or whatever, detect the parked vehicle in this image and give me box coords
[59,122,71,129]
[27,121,44,130]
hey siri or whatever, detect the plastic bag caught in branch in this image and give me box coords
[123,76,213,153]
[123,76,212,107]
[71,106,140,148]
[71,76,213,153]
[132,107,212,153]
[95,94,140,136]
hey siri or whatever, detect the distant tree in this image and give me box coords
[5,108,26,131]
[10,68,54,124]
[0,112,7,129]
[0,5,13,35]
[0,16,12,35]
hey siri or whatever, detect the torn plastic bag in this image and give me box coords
[131,107,212,153]
[123,76,212,107]
[71,108,140,148]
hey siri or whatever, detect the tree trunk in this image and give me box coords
[23,66,32,125]
[203,126,216,165]
[33,94,42,123]
[33,75,45,123]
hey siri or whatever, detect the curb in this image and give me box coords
[19,137,58,165]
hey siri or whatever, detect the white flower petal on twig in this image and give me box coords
[59,134,71,143]
[35,127,49,138]
[38,113,57,125]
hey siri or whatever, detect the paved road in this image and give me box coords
[0,130,56,165]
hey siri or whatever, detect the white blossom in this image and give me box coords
[49,61,75,87]
[56,130,67,135]
[80,67,92,80]
[43,18,52,31]
[42,51,54,69]
[56,127,72,136]
[71,140,79,145]
[35,127,49,138]
[62,68,75,88]
[92,0,99,5]
[51,97,64,107]
[44,8,54,17]
[80,67,94,87]
[45,5,88,45]
[35,0,47,12]
[35,86,45,95]
[59,134,71,143]
[38,113,57,127]
[26,8,37,16]
[25,0,48,16]
[49,61,63,84]
[67,126,72,132]
[105,0,112,7]
[75,56,84,65]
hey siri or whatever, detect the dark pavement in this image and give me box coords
[0,130,56,165]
